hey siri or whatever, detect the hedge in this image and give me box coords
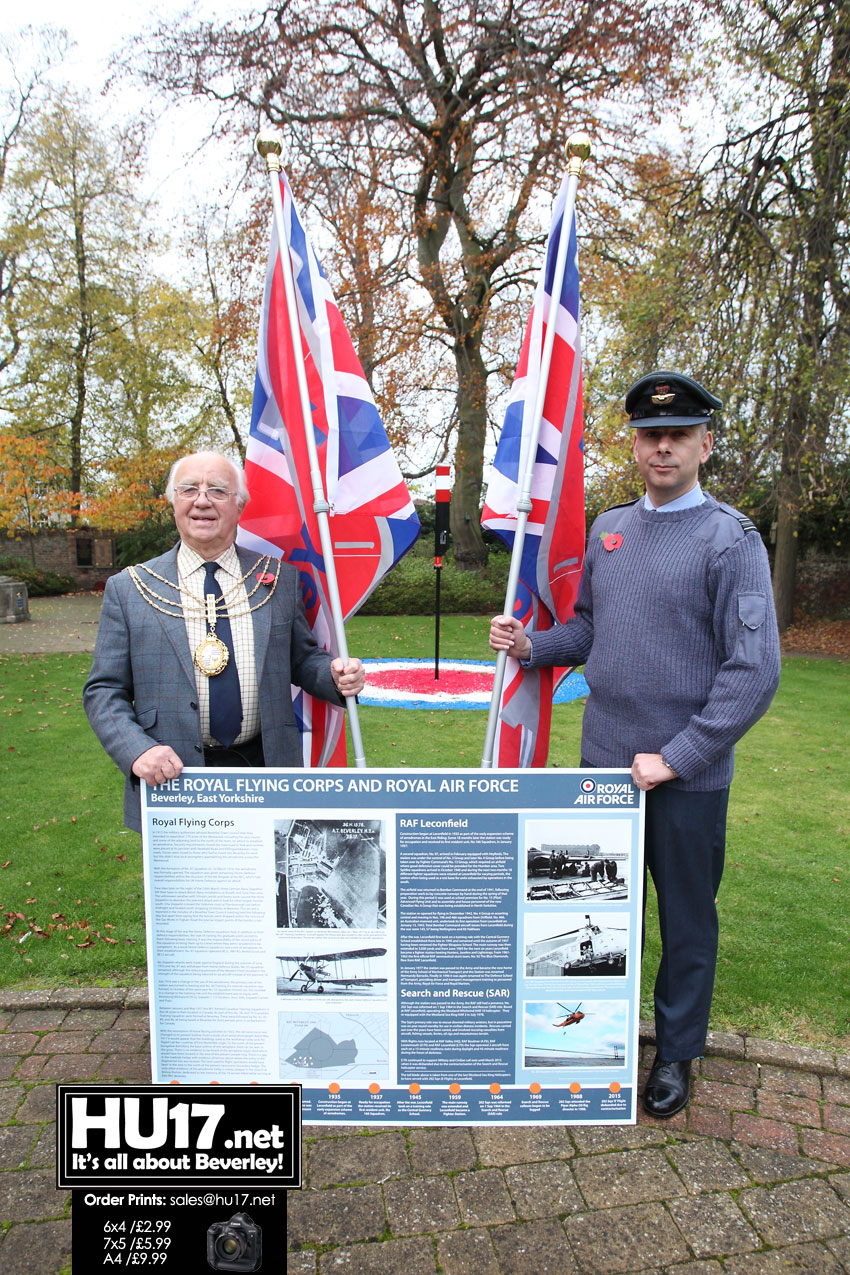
[0,558,78,596]
[358,551,511,615]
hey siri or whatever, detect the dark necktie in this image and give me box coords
[204,561,243,748]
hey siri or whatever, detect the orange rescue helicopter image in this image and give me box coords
[553,1002,593,1029]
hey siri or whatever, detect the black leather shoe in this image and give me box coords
[642,1057,692,1118]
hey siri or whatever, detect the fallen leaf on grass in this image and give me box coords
[75,940,95,948]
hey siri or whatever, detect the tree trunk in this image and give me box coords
[772,491,798,632]
[69,200,89,525]
[451,336,488,569]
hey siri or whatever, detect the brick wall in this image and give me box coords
[794,556,850,619]
[1,531,118,588]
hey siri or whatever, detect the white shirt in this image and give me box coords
[643,483,706,513]
[177,543,260,746]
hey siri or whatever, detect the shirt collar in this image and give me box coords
[178,542,241,576]
[643,483,705,513]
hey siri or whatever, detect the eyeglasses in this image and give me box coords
[174,484,235,503]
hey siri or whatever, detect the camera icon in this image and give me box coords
[207,1212,263,1272]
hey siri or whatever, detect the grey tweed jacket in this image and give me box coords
[83,544,343,831]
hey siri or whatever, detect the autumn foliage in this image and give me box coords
[0,435,78,540]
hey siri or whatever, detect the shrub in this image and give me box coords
[358,552,511,615]
[0,557,77,596]
[114,516,178,567]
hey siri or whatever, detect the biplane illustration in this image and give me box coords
[277,947,387,994]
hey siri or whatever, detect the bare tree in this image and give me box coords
[0,26,68,375]
[707,0,850,628]
[132,0,697,565]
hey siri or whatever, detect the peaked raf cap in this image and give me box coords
[625,370,722,428]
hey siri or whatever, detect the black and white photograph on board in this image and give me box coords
[275,818,386,929]
[524,818,630,902]
[525,912,628,978]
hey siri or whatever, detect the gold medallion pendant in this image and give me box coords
[194,633,230,677]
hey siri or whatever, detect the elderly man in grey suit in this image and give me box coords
[84,450,365,831]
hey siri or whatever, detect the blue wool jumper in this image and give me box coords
[527,492,780,1061]
[526,494,781,790]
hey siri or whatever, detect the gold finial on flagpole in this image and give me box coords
[566,132,592,177]
[256,130,284,173]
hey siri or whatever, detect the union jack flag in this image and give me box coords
[238,169,420,765]
[481,175,585,766]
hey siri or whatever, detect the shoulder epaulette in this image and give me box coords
[601,498,641,514]
[717,502,759,536]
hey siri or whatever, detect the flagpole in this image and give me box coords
[434,465,451,679]
[256,132,367,769]
[481,133,591,769]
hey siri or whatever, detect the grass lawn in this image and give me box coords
[1,621,848,1049]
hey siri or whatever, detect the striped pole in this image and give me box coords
[434,465,451,679]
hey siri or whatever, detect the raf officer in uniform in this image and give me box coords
[491,372,780,1117]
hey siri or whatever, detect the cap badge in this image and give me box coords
[652,386,675,404]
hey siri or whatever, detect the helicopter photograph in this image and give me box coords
[525,913,628,977]
[523,999,628,1068]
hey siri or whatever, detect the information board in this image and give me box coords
[142,768,644,1124]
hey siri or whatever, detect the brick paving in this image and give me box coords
[0,992,848,1273]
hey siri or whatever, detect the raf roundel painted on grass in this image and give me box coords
[359,659,590,711]
[601,532,623,551]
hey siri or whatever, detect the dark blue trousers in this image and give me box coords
[644,784,729,1061]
